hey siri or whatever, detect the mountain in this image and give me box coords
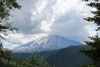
[13,45,92,67]
[46,45,91,67]
[12,35,83,53]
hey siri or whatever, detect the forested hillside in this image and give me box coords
[46,45,92,67]
[13,45,92,67]
[13,49,60,59]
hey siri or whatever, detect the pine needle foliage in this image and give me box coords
[79,0,100,66]
[0,0,21,40]
[79,33,100,67]
[82,0,100,31]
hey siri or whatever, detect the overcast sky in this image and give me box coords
[2,0,99,49]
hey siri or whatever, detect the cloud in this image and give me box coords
[2,0,98,49]
[47,0,97,42]
[2,33,47,49]
[9,0,57,34]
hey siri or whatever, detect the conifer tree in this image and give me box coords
[82,0,100,31]
[79,0,100,67]
[79,33,100,67]
[0,0,21,40]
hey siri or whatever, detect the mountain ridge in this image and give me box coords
[46,45,91,67]
[12,35,83,53]
[13,45,91,67]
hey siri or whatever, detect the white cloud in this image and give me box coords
[2,33,47,49]
[47,0,98,42]
[2,0,99,49]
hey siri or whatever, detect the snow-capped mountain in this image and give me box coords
[12,35,83,53]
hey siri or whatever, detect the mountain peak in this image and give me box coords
[12,35,83,53]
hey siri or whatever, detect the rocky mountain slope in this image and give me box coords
[12,35,83,53]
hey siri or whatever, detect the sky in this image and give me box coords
[1,0,99,49]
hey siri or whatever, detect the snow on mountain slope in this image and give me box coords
[12,35,83,53]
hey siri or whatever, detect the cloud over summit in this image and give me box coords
[2,0,98,49]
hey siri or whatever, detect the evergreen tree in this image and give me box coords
[0,0,21,40]
[82,0,100,31]
[79,0,100,67]
[0,0,22,66]
[0,42,51,67]
[79,33,100,67]
[26,53,51,67]
[0,42,33,67]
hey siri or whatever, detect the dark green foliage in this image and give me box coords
[13,49,60,59]
[26,53,51,67]
[0,0,21,19]
[82,0,100,31]
[0,43,32,67]
[36,49,60,58]
[12,53,51,67]
[0,42,51,67]
[46,45,91,67]
[13,46,92,67]
[82,0,99,2]
[78,0,100,67]
[13,53,31,59]
[79,34,100,67]
[0,0,21,40]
